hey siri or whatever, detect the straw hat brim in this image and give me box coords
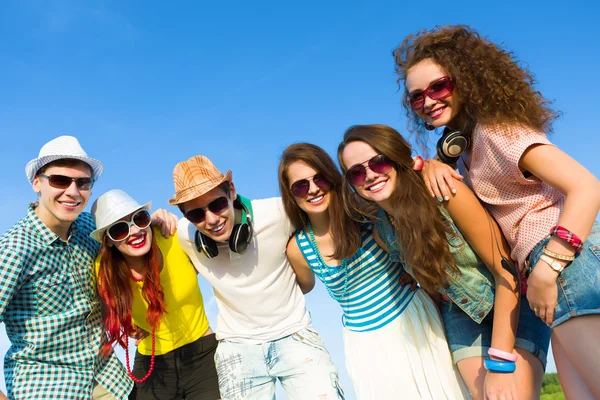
[168,170,232,206]
[89,201,152,242]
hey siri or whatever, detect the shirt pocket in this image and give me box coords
[33,272,73,316]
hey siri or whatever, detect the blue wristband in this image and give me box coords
[484,357,516,373]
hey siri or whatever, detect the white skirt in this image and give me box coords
[343,289,470,400]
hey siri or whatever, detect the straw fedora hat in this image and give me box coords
[169,156,232,206]
[25,136,104,184]
[90,189,151,242]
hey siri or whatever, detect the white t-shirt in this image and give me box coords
[178,197,312,343]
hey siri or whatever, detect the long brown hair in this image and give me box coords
[278,143,364,260]
[393,25,560,151]
[337,124,458,292]
[97,229,166,356]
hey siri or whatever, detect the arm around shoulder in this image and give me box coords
[286,237,315,294]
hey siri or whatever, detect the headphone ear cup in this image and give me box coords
[229,223,251,254]
[436,129,469,164]
[195,231,219,258]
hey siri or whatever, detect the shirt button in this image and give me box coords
[460,298,468,304]
[443,282,450,289]
[478,311,485,318]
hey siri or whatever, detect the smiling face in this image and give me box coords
[182,183,237,243]
[109,211,153,260]
[341,140,396,208]
[405,58,462,129]
[286,161,332,218]
[32,162,93,233]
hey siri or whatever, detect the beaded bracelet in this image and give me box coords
[488,347,518,362]
[550,226,584,254]
[484,357,516,373]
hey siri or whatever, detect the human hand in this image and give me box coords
[130,325,149,346]
[150,209,178,237]
[399,271,418,291]
[484,370,518,400]
[421,158,464,201]
[526,261,560,326]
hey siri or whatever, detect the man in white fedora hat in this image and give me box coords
[0,136,176,400]
[170,155,345,400]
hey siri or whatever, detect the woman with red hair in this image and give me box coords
[91,189,220,400]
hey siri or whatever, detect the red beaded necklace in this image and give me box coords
[125,274,155,383]
[124,327,156,383]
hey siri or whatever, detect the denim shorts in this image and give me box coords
[440,294,550,369]
[527,221,600,329]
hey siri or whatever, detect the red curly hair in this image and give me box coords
[393,25,560,151]
[97,229,166,357]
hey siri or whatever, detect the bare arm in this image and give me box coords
[521,144,600,252]
[520,144,600,324]
[444,179,519,356]
[286,237,315,294]
[0,390,7,400]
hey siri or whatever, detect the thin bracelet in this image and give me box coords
[541,246,575,262]
[484,357,516,373]
[488,348,518,362]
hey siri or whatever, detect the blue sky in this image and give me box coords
[1,0,599,398]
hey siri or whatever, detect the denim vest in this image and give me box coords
[374,207,495,323]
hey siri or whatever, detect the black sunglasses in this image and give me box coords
[185,196,230,224]
[38,173,95,190]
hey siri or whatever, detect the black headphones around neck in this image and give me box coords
[194,196,253,259]
[436,127,470,164]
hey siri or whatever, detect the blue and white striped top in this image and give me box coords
[295,228,416,332]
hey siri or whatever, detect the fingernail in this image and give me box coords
[444,196,449,201]
[437,197,443,202]
[451,189,456,194]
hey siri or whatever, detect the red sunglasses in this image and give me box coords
[345,154,394,186]
[408,76,454,110]
[185,196,230,224]
[290,174,332,198]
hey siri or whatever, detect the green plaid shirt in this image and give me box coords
[0,206,132,399]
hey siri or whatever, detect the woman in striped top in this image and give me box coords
[278,143,468,399]
[338,124,551,400]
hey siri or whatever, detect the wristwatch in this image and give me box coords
[539,254,565,274]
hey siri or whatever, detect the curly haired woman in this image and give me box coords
[393,25,600,400]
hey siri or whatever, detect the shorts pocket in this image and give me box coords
[590,244,600,263]
[291,328,328,354]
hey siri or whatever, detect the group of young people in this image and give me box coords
[0,24,599,400]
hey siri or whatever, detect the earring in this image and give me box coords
[425,123,435,131]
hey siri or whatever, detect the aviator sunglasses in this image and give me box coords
[408,76,454,110]
[38,173,95,190]
[185,196,230,224]
[107,209,152,242]
[290,174,332,198]
[345,154,394,186]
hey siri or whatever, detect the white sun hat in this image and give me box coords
[25,135,104,184]
[90,189,152,242]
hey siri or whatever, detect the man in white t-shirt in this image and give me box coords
[169,155,344,400]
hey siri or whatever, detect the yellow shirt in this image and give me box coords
[96,227,210,355]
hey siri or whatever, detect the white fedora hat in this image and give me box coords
[25,135,104,184]
[90,189,152,242]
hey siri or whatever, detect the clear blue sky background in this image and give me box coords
[1,1,599,398]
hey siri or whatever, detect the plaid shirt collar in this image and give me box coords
[25,204,80,246]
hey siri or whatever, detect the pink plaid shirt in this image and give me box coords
[459,123,565,272]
